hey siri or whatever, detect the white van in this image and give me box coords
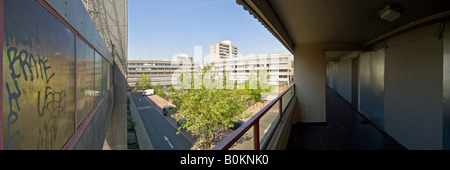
[142,89,154,96]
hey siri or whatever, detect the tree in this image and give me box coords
[176,65,250,149]
[135,73,151,91]
[236,69,272,106]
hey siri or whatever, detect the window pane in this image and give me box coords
[110,64,114,89]
[3,0,75,149]
[107,63,111,90]
[230,126,254,150]
[102,58,108,95]
[259,101,280,149]
[95,52,103,103]
[76,37,95,127]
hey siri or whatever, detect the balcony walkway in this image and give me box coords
[286,87,406,150]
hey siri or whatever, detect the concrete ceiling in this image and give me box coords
[325,51,352,59]
[268,0,450,45]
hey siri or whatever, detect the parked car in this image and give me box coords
[162,106,177,116]
[229,120,244,130]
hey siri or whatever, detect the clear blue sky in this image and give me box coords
[127,0,291,63]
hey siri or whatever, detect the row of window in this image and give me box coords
[211,58,290,65]
[128,67,181,71]
[128,76,174,80]
[76,36,113,128]
[129,63,197,66]
[2,0,113,150]
[214,63,289,68]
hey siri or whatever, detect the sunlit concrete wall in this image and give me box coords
[293,44,326,123]
[82,0,128,76]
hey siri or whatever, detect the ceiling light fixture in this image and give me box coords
[379,5,401,22]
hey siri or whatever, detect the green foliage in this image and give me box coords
[127,117,136,131]
[135,73,151,91]
[235,68,272,104]
[154,83,161,91]
[173,65,275,149]
[167,107,179,116]
[176,65,250,149]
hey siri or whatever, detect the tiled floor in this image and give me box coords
[286,87,406,150]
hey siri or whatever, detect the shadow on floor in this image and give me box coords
[286,87,406,150]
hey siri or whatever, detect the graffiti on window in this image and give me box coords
[3,0,75,149]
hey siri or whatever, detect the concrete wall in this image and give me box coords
[326,49,386,130]
[337,59,352,102]
[326,59,352,103]
[351,57,359,109]
[359,49,385,130]
[74,89,114,149]
[326,22,447,149]
[326,62,337,91]
[106,63,128,150]
[384,23,443,150]
[443,25,450,150]
[83,0,128,77]
[293,44,326,123]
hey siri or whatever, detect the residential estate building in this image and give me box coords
[208,41,293,87]
[208,54,293,86]
[128,41,293,89]
[209,40,238,61]
[127,55,199,87]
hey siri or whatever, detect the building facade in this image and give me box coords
[209,40,238,61]
[208,41,293,87]
[127,55,199,87]
[208,54,293,87]
[1,0,127,150]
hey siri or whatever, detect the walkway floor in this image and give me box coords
[286,87,406,150]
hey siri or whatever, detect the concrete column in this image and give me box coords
[293,44,326,123]
[105,63,127,150]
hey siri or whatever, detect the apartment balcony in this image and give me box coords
[214,84,296,150]
[223,0,450,150]
[213,83,405,150]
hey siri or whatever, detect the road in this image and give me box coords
[130,92,192,150]
[230,101,280,150]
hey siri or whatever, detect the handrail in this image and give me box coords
[213,83,295,150]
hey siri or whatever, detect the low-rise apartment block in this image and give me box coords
[208,54,293,86]
[208,41,293,87]
[127,55,199,87]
